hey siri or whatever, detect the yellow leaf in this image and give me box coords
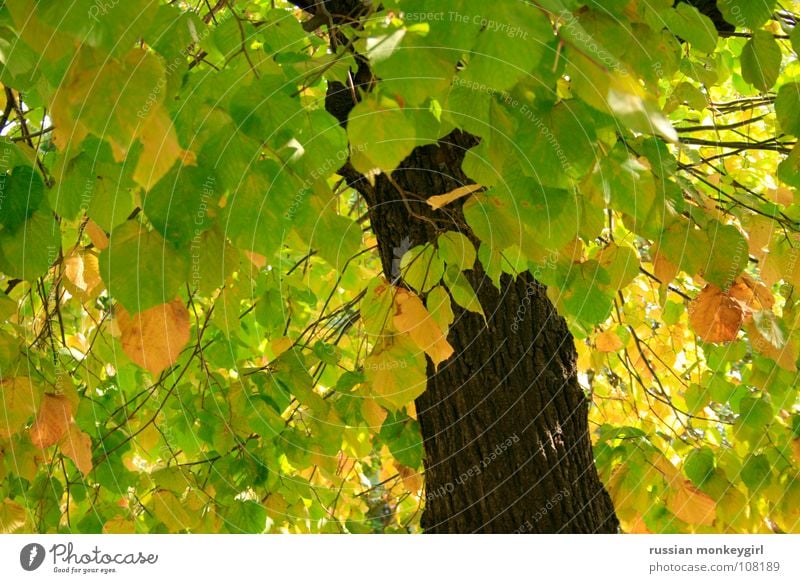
[60,424,93,475]
[0,498,26,533]
[151,490,192,532]
[361,398,387,429]
[133,109,196,191]
[30,394,72,449]
[688,284,744,343]
[63,249,103,300]
[666,479,716,526]
[271,337,293,358]
[393,288,454,369]
[117,299,191,375]
[426,184,482,210]
[792,439,800,466]
[745,319,798,372]
[0,377,40,438]
[364,335,427,411]
[744,215,774,260]
[103,517,135,534]
[264,493,288,522]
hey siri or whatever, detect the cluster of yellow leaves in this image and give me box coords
[363,282,454,411]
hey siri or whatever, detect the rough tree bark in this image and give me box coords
[294,0,621,533]
[338,132,618,533]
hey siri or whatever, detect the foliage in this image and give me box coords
[0,0,798,533]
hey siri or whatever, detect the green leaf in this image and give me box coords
[437,231,476,271]
[224,500,266,534]
[597,243,639,292]
[663,3,718,53]
[361,278,395,338]
[656,219,709,277]
[718,0,777,29]
[560,262,613,326]
[588,147,666,240]
[221,160,293,259]
[0,211,60,280]
[684,447,715,487]
[100,221,188,313]
[700,222,748,288]
[347,96,418,174]
[776,83,800,137]
[401,244,444,293]
[0,166,45,233]
[740,454,771,490]
[37,0,159,57]
[458,3,552,91]
[684,383,711,414]
[0,293,16,322]
[740,30,782,92]
[425,285,454,333]
[191,227,238,295]
[443,266,485,318]
[369,29,457,106]
[292,192,362,272]
[778,143,800,187]
[513,100,598,187]
[735,396,773,435]
[380,411,424,469]
[144,165,217,247]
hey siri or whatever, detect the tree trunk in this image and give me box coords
[293,0,618,534]
[339,131,619,533]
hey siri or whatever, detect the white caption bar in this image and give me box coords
[1,534,798,582]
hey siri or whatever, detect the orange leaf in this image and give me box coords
[393,288,454,368]
[30,394,72,449]
[117,299,191,375]
[666,479,716,526]
[596,330,623,353]
[85,220,109,251]
[652,249,678,284]
[728,273,774,312]
[688,284,744,343]
[60,424,93,475]
[394,462,423,493]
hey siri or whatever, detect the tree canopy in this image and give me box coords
[0,0,799,533]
